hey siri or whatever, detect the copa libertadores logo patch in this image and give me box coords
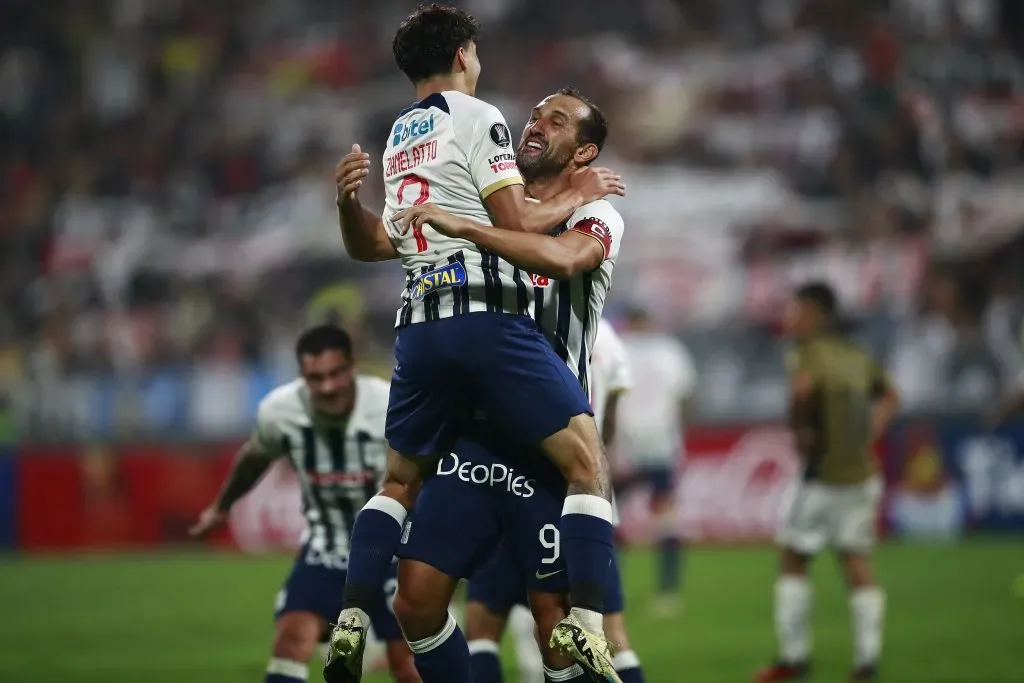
[489,122,511,148]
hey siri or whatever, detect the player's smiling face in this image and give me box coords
[300,349,356,418]
[517,94,589,180]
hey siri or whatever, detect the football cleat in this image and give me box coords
[753,661,811,682]
[323,609,369,683]
[549,611,622,683]
[849,664,879,681]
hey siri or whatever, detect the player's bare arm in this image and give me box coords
[483,166,624,234]
[189,439,277,536]
[395,203,604,279]
[335,144,399,262]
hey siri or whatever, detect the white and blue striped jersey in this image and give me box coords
[532,199,625,395]
[252,375,390,561]
[383,90,532,327]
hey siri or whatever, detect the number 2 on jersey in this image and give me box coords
[397,174,430,253]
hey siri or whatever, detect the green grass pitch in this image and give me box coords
[0,541,1021,682]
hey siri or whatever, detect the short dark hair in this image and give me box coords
[393,4,480,83]
[795,281,838,318]
[556,87,609,155]
[295,325,353,362]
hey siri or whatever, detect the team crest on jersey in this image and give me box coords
[489,122,511,148]
[411,262,468,300]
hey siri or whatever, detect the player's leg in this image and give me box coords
[833,478,885,681]
[754,480,826,682]
[527,591,589,683]
[465,600,509,683]
[328,323,457,683]
[394,558,471,683]
[469,315,616,673]
[464,545,521,683]
[267,612,323,683]
[646,464,683,617]
[393,460,506,683]
[275,552,360,683]
[507,604,545,683]
[603,553,645,683]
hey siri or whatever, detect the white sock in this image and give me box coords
[613,648,642,673]
[509,605,544,683]
[775,575,811,663]
[850,586,885,666]
[266,657,308,681]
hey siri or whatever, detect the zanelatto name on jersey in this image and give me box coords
[382,91,531,328]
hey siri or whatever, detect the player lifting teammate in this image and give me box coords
[328,5,626,683]
[190,326,419,683]
[396,92,641,683]
[754,283,899,683]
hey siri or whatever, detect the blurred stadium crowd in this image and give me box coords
[3,0,1024,439]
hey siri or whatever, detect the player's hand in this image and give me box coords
[569,166,625,203]
[335,144,371,203]
[392,203,472,238]
[189,504,228,537]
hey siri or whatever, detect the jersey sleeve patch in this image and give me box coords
[571,217,613,259]
[489,122,512,148]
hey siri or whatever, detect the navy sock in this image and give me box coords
[544,664,588,682]
[264,658,307,683]
[614,649,646,683]
[468,639,503,683]
[561,494,614,615]
[657,536,684,594]
[408,614,473,683]
[343,495,407,610]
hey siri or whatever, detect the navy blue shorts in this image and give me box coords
[467,538,626,616]
[385,313,592,457]
[274,544,403,642]
[401,430,624,612]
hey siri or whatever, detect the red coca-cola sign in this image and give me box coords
[616,425,801,542]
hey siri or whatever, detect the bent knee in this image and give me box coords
[272,612,323,661]
[393,589,448,641]
[603,613,629,650]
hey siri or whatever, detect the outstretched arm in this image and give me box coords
[189,440,277,536]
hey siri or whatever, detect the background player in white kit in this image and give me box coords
[616,305,698,616]
[189,325,419,683]
[330,6,626,683]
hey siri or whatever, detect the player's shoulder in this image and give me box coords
[568,199,624,252]
[443,90,503,120]
[571,198,622,226]
[257,378,308,424]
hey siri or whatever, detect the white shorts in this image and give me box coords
[776,476,883,555]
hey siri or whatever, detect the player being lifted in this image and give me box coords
[189,326,419,683]
[329,5,625,683]
[754,283,899,683]
[395,92,640,683]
